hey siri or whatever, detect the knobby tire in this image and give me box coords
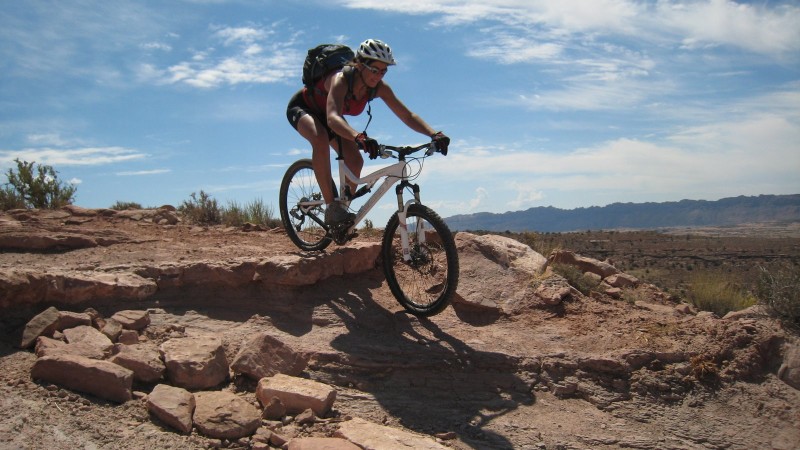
[381,204,459,316]
[279,159,332,251]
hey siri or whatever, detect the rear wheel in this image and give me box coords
[382,204,459,316]
[279,159,332,251]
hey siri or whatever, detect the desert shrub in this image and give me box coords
[551,263,600,295]
[687,271,756,317]
[221,198,280,227]
[179,191,221,225]
[110,201,142,210]
[243,197,278,227]
[0,185,26,210]
[757,265,800,327]
[515,231,560,257]
[690,354,719,381]
[3,159,76,210]
[222,200,245,227]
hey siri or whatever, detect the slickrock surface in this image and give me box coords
[1,206,798,449]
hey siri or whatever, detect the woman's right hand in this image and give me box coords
[355,132,380,159]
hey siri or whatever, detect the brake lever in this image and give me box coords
[426,142,437,156]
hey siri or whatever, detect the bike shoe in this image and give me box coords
[324,201,355,226]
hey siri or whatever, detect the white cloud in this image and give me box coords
[339,0,800,57]
[470,187,489,210]
[213,26,269,46]
[141,42,172,52]
[507,182,545,209]
[467,32,563,64]
[116,169,172,176]
[656,0,800,56]
[160,25,301,88]
[427,103,800,203]
[0,147,148,167]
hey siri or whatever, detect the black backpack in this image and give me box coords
[302,44,355,88]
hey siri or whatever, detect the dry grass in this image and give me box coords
[687,271,756,317]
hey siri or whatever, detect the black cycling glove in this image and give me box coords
[355,132,380,159]
[431,131,450,156]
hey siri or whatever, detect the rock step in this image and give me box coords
[0,242,381,308]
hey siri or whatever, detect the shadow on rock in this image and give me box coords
[319,279,535,449]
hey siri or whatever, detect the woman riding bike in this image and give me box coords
[286,38,450,226]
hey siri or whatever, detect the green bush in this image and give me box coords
[221,198,279,227]
[515,231,559,257]
[222,200,246,227]
[551,263,600,295]
[179,191,221,225]
[0,185,26,210]
[757,265,800,327]
[687,271,756,317]
[179,192,280,227]
[2,159,76,210]
[110,201,143,210]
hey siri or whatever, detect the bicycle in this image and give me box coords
[278,141,459,316]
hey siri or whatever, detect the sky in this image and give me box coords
[2,0,799,226]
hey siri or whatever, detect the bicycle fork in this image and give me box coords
[395,180,425,262]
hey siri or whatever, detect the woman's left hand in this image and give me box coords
[431,131,450,155]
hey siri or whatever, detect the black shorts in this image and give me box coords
[286,89,336,141]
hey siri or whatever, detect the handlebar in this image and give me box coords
[379,142,439,159]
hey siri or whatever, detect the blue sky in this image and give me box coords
[2,0,799,226]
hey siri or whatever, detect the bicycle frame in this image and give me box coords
[298,145,429,260]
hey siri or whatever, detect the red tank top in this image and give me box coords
[303,70,370,117]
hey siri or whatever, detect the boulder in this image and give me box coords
[535,274,574,305]
[604,273,640,288]
[110,343,166,383]
[147,384,195,434]
[63,325,114,356]
[549,250,619,278]
[56,311,93,330]
[110,310,151,330]
[31,353,133,403]
[262,396,287,420]
[454,232,547,313]
[778,345,800,390]
[160,336,228,389]
[230,332,308,380]
[256,374,336,416]
[118,329,140,345]
[35,336,107,360]
[20,306,60,348]
[335,417,448,450]
[193,391,260,439]
[99,318,124,341]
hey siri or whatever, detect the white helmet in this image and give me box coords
[357,39,396,65]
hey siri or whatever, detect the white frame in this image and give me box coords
[296,146,429,260]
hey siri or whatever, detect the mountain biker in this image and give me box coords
[286,38,450,226]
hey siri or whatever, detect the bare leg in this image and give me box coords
[295,114,336,203]
[332,136,364,197]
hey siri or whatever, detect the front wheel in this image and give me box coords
[382,204,459,316]
[279,159,332,251]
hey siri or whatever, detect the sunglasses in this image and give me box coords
[363,64,388,76]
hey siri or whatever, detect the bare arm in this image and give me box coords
[376,82,437,137]
[325,72,437,141]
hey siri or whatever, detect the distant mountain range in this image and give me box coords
[444,194,800,232]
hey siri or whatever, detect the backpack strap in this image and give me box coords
[343,65,378,102]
